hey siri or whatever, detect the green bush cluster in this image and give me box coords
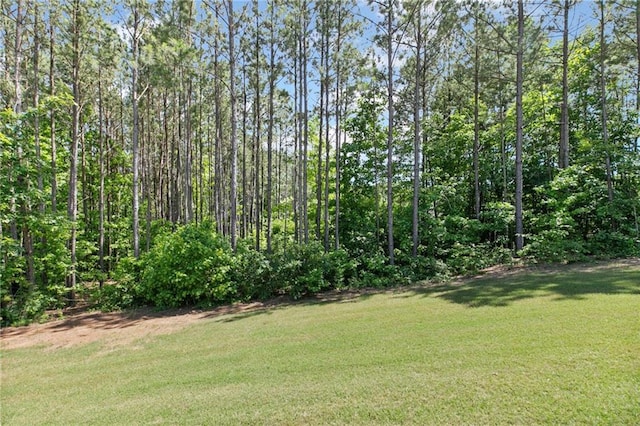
[524,166,640,263]
[93,223,436,312]
[138,222,234,308]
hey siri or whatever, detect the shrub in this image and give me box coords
[269,241,329,299]
[230,241,272,300]
[522,228,587,263]
[139,222,234,308]
[588,231,639,258]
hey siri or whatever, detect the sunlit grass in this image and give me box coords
[2,262,639,424]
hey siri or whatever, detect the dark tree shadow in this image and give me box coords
[211,290,376,323]
[402,263,640,308]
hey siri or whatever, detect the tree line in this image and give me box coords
[1,0,639,325]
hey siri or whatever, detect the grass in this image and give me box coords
[2,261,640,425]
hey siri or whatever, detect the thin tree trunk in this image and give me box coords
[34,5,43,214]
[67,0,82,298]
[145,89,152,250]
[98,53,105,288]
[473,5,481,220]
[386,0,395,264]
[49,3,57,213]
[228,0,238,250]
[334,1,342,250]
[10,0,24,244]
[497,49,508,204]
[413,5,422,257]
[636,0,639,152]
[185,80,194,223]
[255,5,262,251]
[323,4,331,251]
[242,65,248,239]
[214,4,223,233]
[515,0,524,253]
[302,4,309,244]
[600,0,614,203]
[316,23,324,242]
[29,3,41,287]
[197,79,204,224]
[292,29,302,243]
[266,0,275,253]
[559,0,570,169]
[132,6,141,258]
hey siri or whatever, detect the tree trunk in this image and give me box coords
[34,5,43,215]
[559,0,570,169]
[241,65,248,239]
[185,80,194,223]
[413,5,422,257]
[67,0,82,298]
[316,22,325,242]
[254,6,262,251]
[214,4,223,234]
[49,5,57,214]
[600,0,614,203]
[228,0,238,250]
[636,0,639,152]
[473,5,481,220]
[323,8,331,252]
[386,0,395,265]
[334,2,342,250]
[266,1,275,253]
[132,6,141,258]
[98,52,105,288]
[515,0,524,253]
[302,5,309,244]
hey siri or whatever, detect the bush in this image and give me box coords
[588,231,639,258]
[347,249,409,289]
[230,241,272,300]
[269,241,330,298]
[139,222,234,308]
[90,282,137,312]
[522,228,587,263]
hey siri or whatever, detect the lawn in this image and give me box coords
[2,260,639,425]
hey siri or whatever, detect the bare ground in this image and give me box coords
[2,257,638,351]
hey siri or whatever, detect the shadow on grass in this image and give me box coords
[211,291,377,323]
[402,265,640,308]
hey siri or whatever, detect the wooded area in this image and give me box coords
[2,0,639,325]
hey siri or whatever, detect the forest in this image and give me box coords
[1,0,639,326]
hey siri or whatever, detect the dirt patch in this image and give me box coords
[2,258,638,350]
[0,302,277,350]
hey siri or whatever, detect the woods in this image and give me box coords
[1,0,639,325]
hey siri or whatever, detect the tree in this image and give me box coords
[559,0,572,169]
[515,0,524,253]
[412,1,422,257]
[599,0,614,203]
[129,1,142,258]
[227,0,238,250]
[66,0,83,294]
[384,0,396,264]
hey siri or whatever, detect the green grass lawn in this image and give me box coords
[2,261,640,425]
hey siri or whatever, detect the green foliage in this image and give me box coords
[139,222,234,308]
[90,282,137,312]
[230,240,272,300]
[89,256,143,312]
[526,166,640,262]
[266,240,346,299]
